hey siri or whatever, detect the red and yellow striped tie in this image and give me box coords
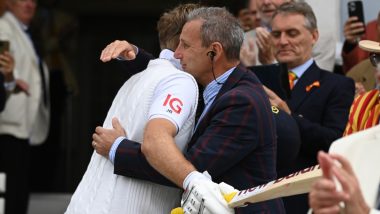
[288,71,298,90]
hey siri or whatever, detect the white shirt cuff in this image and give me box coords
[116,45,139,61]
[4,80,16,91]
[109,136,126,164]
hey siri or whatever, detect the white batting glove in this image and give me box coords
[181,171,236,214]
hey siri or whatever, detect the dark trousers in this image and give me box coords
[0,134,30,214]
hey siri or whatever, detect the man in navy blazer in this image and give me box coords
[264,2,355,214]
[96,7,285,214]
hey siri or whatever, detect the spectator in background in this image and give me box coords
[0,0,29,111]
[345,12,380,95]
[231,0,254,32]
[230,0,258,67]
[248,0,260,29]
[0,0,50,213]
[0,46,29,111]
[264,2,355,213]
[230,0,260,32]
[344,39,380,136]
[255,0,336,71]
[342,11,380,74]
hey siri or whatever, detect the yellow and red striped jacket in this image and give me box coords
[344,89,380,136]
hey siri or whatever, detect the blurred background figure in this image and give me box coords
[344,39,380,136]
[28,0,79,193]
[229,0,258,67]
[230,0,260,32]
[342,11,380,74]
[345,11,380,96]
[0,0,50,213]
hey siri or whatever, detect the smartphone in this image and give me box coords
[0,40,10,54]
[348,0,366,34]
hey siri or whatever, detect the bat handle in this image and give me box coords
[170,207,184,214]
[224,192,237,203]
[170,192,238,213]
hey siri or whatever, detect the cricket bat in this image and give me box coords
[171,165,322,213]
[227,165,322,208]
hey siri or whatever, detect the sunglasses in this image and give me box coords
[369,53,380,67]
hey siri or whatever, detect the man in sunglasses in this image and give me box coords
[369,52,380,90]
[344,39,380,135]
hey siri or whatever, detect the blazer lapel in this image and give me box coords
[187,66,246,148]
[288,62,321,111]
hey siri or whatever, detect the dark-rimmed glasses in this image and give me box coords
[370,53,380,67]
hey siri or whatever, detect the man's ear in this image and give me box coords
[209,42,223,60]
[311,29,319,47]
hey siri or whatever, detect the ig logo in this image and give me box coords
[163,94,183,114]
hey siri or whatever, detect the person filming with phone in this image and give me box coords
[342,2,379,74]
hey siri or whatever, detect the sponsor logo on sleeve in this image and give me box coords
[163,94,183,114]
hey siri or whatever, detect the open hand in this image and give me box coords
[100,40,137,62]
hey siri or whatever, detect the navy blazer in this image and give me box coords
[283,62,355,214]
[114,65,285,213]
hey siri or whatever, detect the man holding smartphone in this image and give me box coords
[342,7,380,73]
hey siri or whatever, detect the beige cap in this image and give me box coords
[359,40,380,53]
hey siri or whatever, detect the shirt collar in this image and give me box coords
[203,67,235,106]
[159,49,182,70]
[290,58,313,79]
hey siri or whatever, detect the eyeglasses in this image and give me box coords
[369,53,380,67]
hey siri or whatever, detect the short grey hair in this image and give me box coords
[272,1,317,31]
[186,7,244,61]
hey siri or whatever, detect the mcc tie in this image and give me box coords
[288,71,298,90]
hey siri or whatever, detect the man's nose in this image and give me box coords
[174,48,182,59]
[279,33,289,45]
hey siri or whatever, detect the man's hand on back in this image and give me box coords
[100,40,137,62]
[92,117,126,157]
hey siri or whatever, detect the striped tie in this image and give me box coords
[288,71,298,90]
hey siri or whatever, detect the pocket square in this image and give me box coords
[306,81,320,92]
